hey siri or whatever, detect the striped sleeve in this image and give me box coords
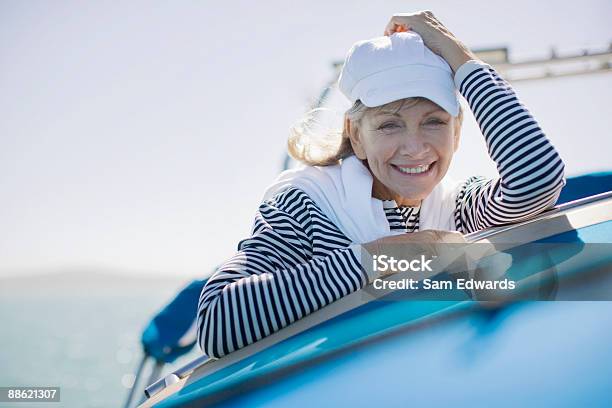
[452,60,566,234]
[196,187,367,358]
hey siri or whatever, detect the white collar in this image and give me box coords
[262,155,460,243]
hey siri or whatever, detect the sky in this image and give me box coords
[1,0,611,278]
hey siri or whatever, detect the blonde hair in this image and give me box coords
[287,97,464,167]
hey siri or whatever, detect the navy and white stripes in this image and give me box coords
[197,188,366,358]
[197,61,566,358]
[453,61,565,232]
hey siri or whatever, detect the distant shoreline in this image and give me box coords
[0,269,200,293]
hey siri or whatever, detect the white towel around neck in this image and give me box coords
[262,155,463,244]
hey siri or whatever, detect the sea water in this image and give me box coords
[0,273,203,408]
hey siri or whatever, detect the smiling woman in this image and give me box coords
[196,11,566,359]
[351,97,462,207]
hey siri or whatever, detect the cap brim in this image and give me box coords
[353,65,460,116]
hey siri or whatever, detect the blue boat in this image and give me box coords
[136,183,612,408]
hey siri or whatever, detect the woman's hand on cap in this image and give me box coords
[383,11,477,73]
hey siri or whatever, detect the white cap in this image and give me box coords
[337,31,460,116]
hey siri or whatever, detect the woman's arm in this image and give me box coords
[452,60,565,233]
[196,187,367,358]
[384,11,566,232]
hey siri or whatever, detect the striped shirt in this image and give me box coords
[197,61,566,358]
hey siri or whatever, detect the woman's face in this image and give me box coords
[349,98,460,206]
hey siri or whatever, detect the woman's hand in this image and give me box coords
[364,229,464,252]
[383,11,478,73]
[362,229,467,279]
[363,229,466,258]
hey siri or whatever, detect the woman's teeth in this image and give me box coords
[395,163,432,174]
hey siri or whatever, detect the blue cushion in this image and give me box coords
[557,171,612,204]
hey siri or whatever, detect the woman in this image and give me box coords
[196,11,566,359]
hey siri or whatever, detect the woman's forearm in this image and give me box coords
[440,38,478,74]
[197,246,365,358]
[454,61,566,231]
[196,189,369,359]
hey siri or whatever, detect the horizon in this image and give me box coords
[2,0,611,278]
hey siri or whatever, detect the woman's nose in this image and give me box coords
[398,133,429,157]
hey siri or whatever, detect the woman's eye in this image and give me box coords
[424,118,446,126]
[378,122,401,131]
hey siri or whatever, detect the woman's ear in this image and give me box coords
[452,119,462,153]
[346,116,367,160]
